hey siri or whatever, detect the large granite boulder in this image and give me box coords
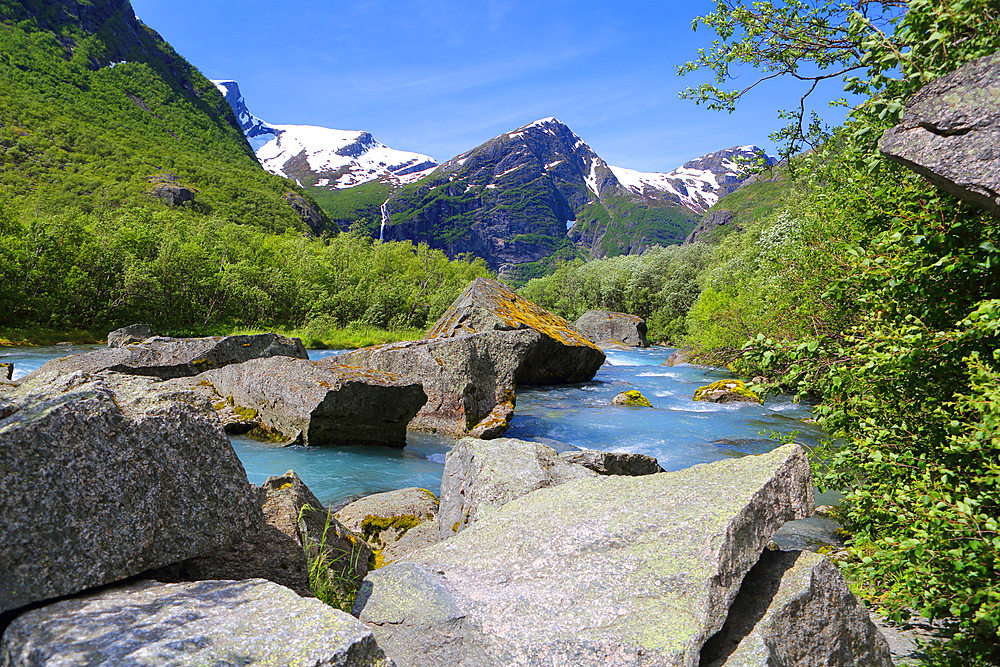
[701,550,893,667]
[0,579,393,667]
[151,471,370,599]
[424,277,606,385]
[558,448,665,475]
[338,279,606,438]
[355,444,814,667]
[575,310,650,347]
[0,371,260,614]
[178,356,427,447]
[336,488,440,564]
[879,52,1000,215]
[106,323,152,347]
[337,330,535,438]
[437,436,596,540]
[23,333,308,382]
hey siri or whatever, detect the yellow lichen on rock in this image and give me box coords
[693,379,762,404]
[612,390,653,407]
[424,277,600,351]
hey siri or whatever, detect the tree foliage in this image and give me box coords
[0,203,490,335]
[519,243,714,342]
[679,0,1000,661]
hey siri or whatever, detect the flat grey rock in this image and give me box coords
[24,333,308,382]
[0,579,393,667]
[436,436,595,540]
[879,52,1000,215]
[356,444,814,667]
[701,550,893,667]
[0,371,260,614]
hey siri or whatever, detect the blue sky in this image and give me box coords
[131,0,857,172]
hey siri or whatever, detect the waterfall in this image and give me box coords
[379,198,390,241]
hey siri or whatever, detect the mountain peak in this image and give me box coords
[214,80,437,188]
[610,145,776,214]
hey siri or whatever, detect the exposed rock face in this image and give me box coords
[106,323,152,347]
[186,356,427,447]
[574,310,650,347]
[879,52,1000,216]
[1,362,11,380]
[437,436,597,539]
[355,444,814,667]
[336,488,440,563]
[686,209,739,244]
[152,183,195,206]
[151,471,370,598]
[558,449,665,476]
[24,333,308,382]
[701,550,893,667]
[285,191,328,234]
[694,379,762,404]
[0,371,260,614]
[0,579,393,667]
[425,277,605,385]
[382,117,700,271]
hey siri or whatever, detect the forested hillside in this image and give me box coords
[0,0,489,338]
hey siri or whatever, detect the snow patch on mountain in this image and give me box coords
[212,80,437,189]
[610,146,775,214]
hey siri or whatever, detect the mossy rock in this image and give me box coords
[611,390,653,407]
[360,514,424,548]
[693,379,762,404]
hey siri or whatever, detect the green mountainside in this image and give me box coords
[0,0,332,234]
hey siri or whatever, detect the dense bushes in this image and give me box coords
[519,243,714,342]
[0,204,490,335]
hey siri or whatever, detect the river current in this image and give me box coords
[3,344,830,508]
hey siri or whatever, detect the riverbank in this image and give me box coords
[0,324,424,349]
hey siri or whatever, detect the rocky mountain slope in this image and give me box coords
[610,146,775,214]
[213,80,437,190]
[380,118,706,278]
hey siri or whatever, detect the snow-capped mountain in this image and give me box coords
[382,117,702,270]
[212,80,437,189]
[610,146,775,214]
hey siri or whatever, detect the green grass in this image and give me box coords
[298,504,370,613]
[0,323,424,349]
[0,326,104,346]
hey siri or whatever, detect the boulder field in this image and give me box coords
[353,442,892,667]
[0,285,893,665]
